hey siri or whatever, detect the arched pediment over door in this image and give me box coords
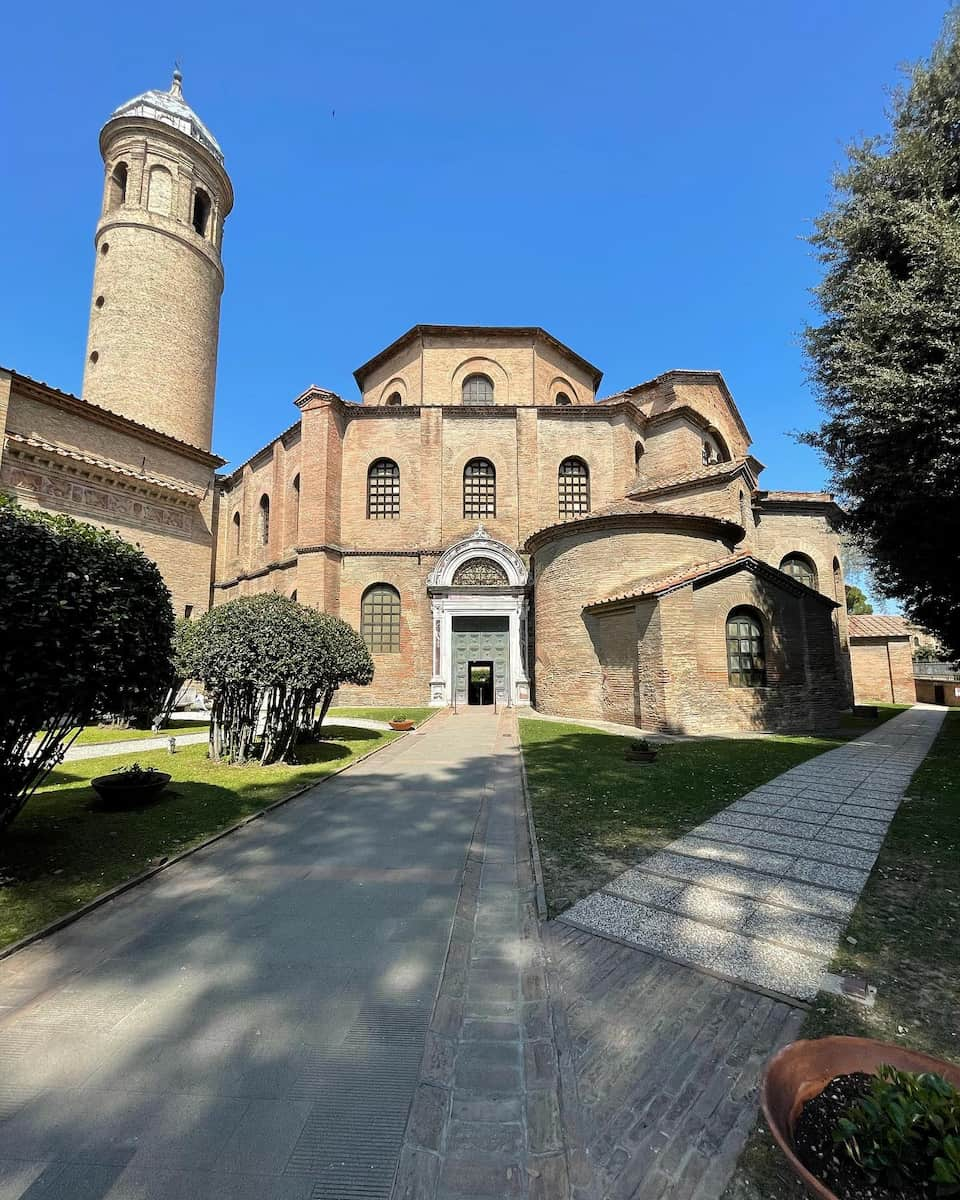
[428,528,528,588]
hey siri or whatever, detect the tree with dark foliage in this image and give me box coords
[804,14,960,655]
[0,500,174,833]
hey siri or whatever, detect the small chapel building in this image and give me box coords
[0,73,853,734]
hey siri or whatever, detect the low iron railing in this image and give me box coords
[913,661,960,680]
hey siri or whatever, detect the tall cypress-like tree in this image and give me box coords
[804,14,960,654]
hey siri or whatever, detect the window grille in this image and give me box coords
[463,458,496,518]
[367,459,400,519]
[726,609,766,687]
[361,584,401,653]
[462,374,494,406]
[558,457,590,517]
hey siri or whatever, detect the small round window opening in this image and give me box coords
[100,242,109,256]
[95,295,105,308]
[89,351,99,364]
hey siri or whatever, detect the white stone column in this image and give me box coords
[429,599,446,705]
[510,598,531,706]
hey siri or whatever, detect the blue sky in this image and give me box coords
[1,0,947,506]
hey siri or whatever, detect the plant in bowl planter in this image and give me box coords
[762,1037,960,1200]
[624,738,658,763]
[91,761,171,808]
[389,714,415,731]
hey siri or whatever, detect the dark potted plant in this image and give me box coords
[389,714,415,731]
[91,761,171,808]
[761,1037,960,1200]
[624,738,658,763]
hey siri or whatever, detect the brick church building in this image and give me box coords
[0,73,852,733]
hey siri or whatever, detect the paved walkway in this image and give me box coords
[394,709,574,1200]
[0,710,519,1199]
[561,705,946,1001]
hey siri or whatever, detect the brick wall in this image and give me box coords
[850,636,915,704]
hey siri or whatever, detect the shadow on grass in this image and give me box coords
[519,718,843,915]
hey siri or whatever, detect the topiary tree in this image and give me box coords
[0,499,175,832]
[184,594,373,765]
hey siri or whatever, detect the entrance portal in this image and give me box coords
[452,615,509,706]
[468,661,494,706]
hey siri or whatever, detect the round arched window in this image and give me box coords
[726,608,766,688]
[780,554,817,590]
[555,392,572,406]
[385,392,402,406]
[462,374,494,406]
[361,584,401,653]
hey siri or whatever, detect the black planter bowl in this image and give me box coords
[91,771,171,809]
[624,749,658,763]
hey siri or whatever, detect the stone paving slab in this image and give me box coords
[560,706,945,1001]
[393,709,575,1200]
[0,711,498,1200]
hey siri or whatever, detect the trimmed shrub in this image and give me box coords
[0,499,175,831]
[183,594,373,765]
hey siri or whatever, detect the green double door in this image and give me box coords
[452,616,510,706]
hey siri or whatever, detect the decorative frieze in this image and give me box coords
[1,461,195,535]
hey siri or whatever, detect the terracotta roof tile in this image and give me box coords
[627,457,753,498]
[3,432,203,497]
[585,554,753,608]
[848,614,911,638]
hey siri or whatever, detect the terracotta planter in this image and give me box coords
[91,771,171,808]
[389,720,415,731]
[761,1036,960,1200]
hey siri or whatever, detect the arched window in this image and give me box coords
[739,490,750,529]
[558,457,590,517]
[291,473,301,535]
[367,458,400,518]
[726,608,766,688]
[258,495,270,546]
[462,374,494,406]
[232,511,241,554]
[452,558,509,586]
[464,458,496,518]
[555,392,572,406]
[361,584,401,653]
[108,162,128,209]
[147,165,173,216]
[192,188,211,237]
[634,441,644,468]
[385,392,402,407]
[291,589,298,602]
[780,553,817,590]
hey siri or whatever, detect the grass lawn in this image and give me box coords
[724,708,960,1200]
[520,717,856,915]
[830,701,910,740]
[0,724,398,950]
[326,706,436,725]
[66,721,210,747]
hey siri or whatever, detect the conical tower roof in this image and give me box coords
[106,69,223,164]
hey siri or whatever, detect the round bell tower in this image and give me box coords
[81,70,233,452]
